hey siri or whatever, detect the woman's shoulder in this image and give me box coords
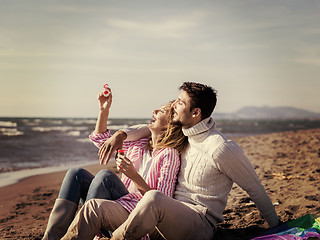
[127,137,150,147]
[154,147,179,157]
[123,137,151,152]
[154,148,180,167]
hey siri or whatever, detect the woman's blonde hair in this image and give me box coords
[148,101,188,153]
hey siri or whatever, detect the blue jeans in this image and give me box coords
[58,168,128,237]
[58,168,129,206]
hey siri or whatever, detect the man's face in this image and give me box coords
[171,91,194,128]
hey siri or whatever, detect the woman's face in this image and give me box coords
[148,105,169,133]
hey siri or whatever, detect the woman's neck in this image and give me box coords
[150,131,160,147]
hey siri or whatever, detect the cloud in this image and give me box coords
[286,57,320,66]
[105,11,205,39]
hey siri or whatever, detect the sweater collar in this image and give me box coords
[182,117,215,141]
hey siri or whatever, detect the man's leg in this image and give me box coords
[62,199,129,240]
[86,169,129,237]
[112,190,214,240]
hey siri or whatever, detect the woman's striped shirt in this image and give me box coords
[89,130,180,212]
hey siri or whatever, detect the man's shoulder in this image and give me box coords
[205,128,228,144]
[194,129,229,157]
[205,129,243,155]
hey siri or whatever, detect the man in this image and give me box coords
[64,82,280,240]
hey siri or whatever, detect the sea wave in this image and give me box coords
[31,126,88,133]
[76,138,91,143]
[0,121,17,127]
[0,127,23,136]
[66,119,97,125]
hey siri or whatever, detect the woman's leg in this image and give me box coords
[86,169,129,201]
[42,168,94,240]
[58,167,95,205]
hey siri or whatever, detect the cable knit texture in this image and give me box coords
[174,117,279,228]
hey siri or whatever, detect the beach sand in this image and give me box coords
[0,129,319,239]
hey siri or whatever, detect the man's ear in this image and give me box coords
[192,108,201,118]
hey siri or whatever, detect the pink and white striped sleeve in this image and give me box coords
[156,148,181,197]
[89,129,149,150]
[89,130,111,148]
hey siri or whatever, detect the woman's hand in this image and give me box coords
[116,154,139,180]
[116,153,152,195]
[94,88,112,135]
[98,87,112,112]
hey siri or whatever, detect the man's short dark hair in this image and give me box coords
[179,82,217,120]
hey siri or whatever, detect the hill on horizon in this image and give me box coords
[214,106,320,120]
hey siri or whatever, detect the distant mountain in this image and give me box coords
[214,106,320,120]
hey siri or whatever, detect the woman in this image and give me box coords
[42,87,188,240]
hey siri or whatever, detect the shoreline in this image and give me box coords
[0,161,103,188]
[0,163,116,220]
[1,129,319,239]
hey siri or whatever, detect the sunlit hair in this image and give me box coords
[147,101,188,154]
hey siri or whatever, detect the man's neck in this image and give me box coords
[182,119,202,129]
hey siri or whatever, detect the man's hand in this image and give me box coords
[98,130,127,165]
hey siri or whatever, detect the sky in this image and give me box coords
[0,0,319,118]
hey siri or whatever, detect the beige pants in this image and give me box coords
[112,190,214,240]
[61,199,129,240]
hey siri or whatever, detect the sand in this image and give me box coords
[0,129,319,240]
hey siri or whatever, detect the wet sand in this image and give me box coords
[1,129,319,239]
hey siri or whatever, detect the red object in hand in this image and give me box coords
[103,84,111,97]
[116,149,125,171]
[118,149,125,154]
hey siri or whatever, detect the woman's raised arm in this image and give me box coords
[94,87,112,134]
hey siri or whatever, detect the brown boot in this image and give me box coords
[42,198,77,240]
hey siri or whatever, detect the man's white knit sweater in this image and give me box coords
[173,117,279,228]
[124,117,279,228]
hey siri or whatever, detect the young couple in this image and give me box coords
[43,82,280,240]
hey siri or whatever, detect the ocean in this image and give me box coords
[1,117,320,187]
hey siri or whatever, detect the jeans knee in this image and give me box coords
[96,169,114,178]
[64,168,92,187]
[94,169,116,183]
[66,167,85,178]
